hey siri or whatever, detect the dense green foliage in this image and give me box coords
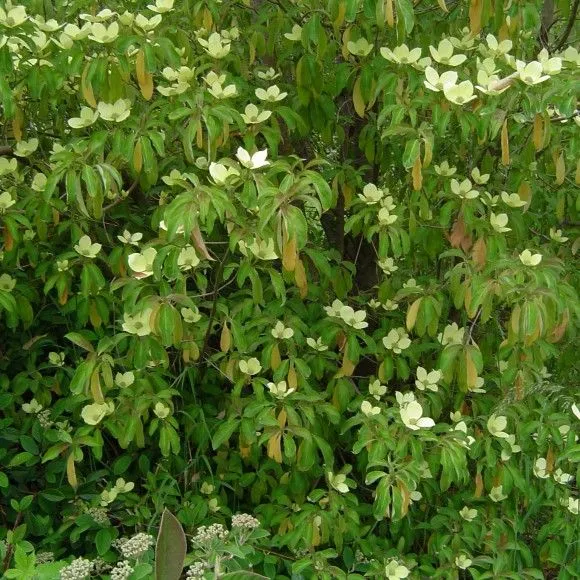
[0,0,579,578]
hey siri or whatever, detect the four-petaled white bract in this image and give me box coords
[487,414,509,438]
[81,401,113,425]
[239,358,262,375]
[198,32,231,59]
[122,310,153,336]
[115,371,135,388]
[400,401,435,430]
[328,472,349,493]
[128,247,157,278]
[533,457,549,478]
[267,380,294,398]
[430,39,467,66]
[241,104,272,124]
[358,183,383,204]
[455,554,473,569]
[209,162,240,184]
[369,379,387,400]
[236,147,270,169]
[438,322,465,346]
[271,320,294,339]
[74,235,101,258]
[361,400,380,416]
[384,559,410,579]
[68,106,99,129]
[489,485,507,502]
[415,367,441,392]
[383,328,411,353]
[424,67,458,92]
[459,506,477,521]
[444,81,476,105]
[501,191,527,207]
[153,402,170,418]
[519,249,542,266]
[339,305,368,329]
[88,22,119,43]
[306,337,328,351]
[381,44,422,65]
[490,212,511,233]
[177,245,200,271]
[97,99,131,122]
[347,38,373,57]
[255,85,288,102]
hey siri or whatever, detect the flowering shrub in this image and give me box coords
[0,0,579,578]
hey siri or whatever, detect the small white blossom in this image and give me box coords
[115,371,135,388]
[271,320,294,339]
[128,247,157,278]
[455,554,472,569]
[369,379,387,400]
[267,380,294,398]
[255,85,287,102]
[378,257,398,275]
[74,235,101,258]
[339,306,368,329]
[358,183,384,204]
[383,328,411,354]
[490,212,511,233]
[236,147,270,169]
[424,67,458,92]
[97,99,131,122]
[122,310,153,336]
[400,401,435,430]
[489,485,508,502]
[415,367,441,392]
[501,191,527,207]
[451,178,478,199]
[306,337,328,351]
[430,39,466,66]
[384,559,410,579]
[239,358,261,375]
[519,249,542,266]
[380,44,422,65]
[487,414,509,438]
[328,472,350,493]
[549,228,568,243]
[459,506,477,521]
[117,230,143,245]
[361,400,381,416]
[177,245,200,271]
[438,323,465,346]
[434,160,457,176]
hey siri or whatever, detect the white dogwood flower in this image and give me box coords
[400,401,435,430]
[519,249,542,266]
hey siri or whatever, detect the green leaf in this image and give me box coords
[69,359,96,395]
[65,332,95,353]
[212,419,240,450]
[397,0,415,33]
[155,509,186,580]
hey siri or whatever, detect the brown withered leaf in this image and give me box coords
[448,215,473,252]
[471,237,487,270]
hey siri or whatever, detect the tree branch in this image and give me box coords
[553,0,579,51]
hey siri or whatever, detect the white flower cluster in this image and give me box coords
[36,552,55,564]
[119,532,154,559]
[231,513,260,530]
[110,561,134,580]
[86,506,109,525]
[59,557,92,580]
[186,561,207,578]
[324,299,368,329]
[192,523,228,545]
